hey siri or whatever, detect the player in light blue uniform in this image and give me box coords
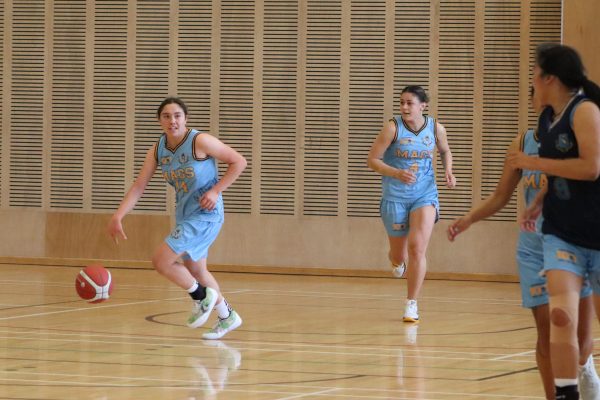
[449,85,599,399]
[368,86,456,323]
[108,97,247,340]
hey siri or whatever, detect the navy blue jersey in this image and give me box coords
[538,94,600,250]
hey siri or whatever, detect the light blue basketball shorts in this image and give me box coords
[380,197,439,237]
[165,217,223,262]
[517,232,591,308]
[543,233,600,295]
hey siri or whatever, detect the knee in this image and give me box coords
[550,306,573,328]
[151,253,169,275]
[407,243,426,260]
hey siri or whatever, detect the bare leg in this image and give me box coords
[405,206,436,300]
[152,242,196,290]
[531,304,554,399]
[388,235,408,265]
[546,270,582,381]
[577,295,594,365]
[184,258,224,303]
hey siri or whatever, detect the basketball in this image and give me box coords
[75,264,114,303]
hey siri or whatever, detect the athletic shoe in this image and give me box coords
[392,262,407,278]
[202,310,243,340]
[579,354,600,400]
[403,299,419,322]
[187,287,218,328]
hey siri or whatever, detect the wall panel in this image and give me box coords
[10,0,44,208]
[0,0,568,276]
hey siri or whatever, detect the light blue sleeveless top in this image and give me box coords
[518,128,546,249]
[382,116,437,201]
[155,129,224,222]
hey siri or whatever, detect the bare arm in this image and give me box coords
[367,120,416,184]
[196,133,247,210]
[435,122,456,188]
[507,102,600,180]
[107,145,158,243]
[448,136,521,241]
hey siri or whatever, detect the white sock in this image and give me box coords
[215,299,232,319]
[187,281,199,293]
[555,378,578,387]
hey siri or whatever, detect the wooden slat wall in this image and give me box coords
[261,0,297,215]
[436,0,476,219]
[480,0,520,220]
[10,0,44,208]
[347,0,386,218]
[52,0,85,210]
[0,0,3,208]
[92,0,128,210]
[219,0,254,213]
[304,1,341,217]
[0,0,570,275]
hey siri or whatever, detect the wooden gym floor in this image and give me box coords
[1,262,596,399]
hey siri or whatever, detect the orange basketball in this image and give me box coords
[75,264,114,303]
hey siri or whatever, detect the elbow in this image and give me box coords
[239,156,248,171]
[583,164,600,181]
[367,158,376,171]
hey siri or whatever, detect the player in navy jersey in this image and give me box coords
[108,97,247,340]
[449,87,600,400]
[508,44,600,400]
[368,86,456,323]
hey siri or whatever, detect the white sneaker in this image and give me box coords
[187,287,218,328]
[202,310,243,340]
[392,262,407,278]
[403,299,419,323]
[579,354,600,400]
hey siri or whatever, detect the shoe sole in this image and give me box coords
[402,317,419,323]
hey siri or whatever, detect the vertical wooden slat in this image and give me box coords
[347,0,386,218]
[304,1,341,216]
[10,0,45,208]
[437,0,476,219]
[219,0,254,213]
[92,0,127,210]
[134,0,169,213]
[261,0,297,215]
[51,0,85,209]
[480,0,520,221]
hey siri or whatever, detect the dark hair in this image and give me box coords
[401,85,429,103]
[536,43,600,107]
[157,97,188,118]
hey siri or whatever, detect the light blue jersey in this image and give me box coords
[155,129,224,261]
[382,116,437,201]
[379,116,439,237]
[155,129,224,223]
[518,129,546,251]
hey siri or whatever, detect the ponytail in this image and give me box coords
[582,77,600,108]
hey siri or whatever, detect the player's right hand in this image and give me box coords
[395,169,416,184]
[107,216,128,245]
[447,216,472,241]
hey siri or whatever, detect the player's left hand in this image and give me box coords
[199,189,219,211]
[506,149,535,170]
[445,172,456,189]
